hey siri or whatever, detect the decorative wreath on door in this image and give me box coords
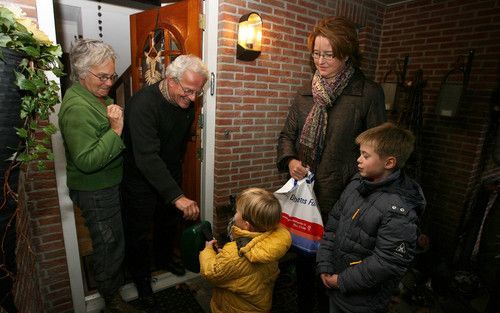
[143,31,163,85]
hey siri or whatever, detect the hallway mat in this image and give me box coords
[129,285,205,313]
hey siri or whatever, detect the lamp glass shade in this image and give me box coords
[237,12,262,61]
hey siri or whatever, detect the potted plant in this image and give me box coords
[0,4,64,205]
[0,5,63,169]
[0,5,63,310]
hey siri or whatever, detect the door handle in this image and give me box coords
[210,72,215,96]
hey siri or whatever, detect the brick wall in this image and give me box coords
[336,0,385,78]
[2,1,73,312]
[4,0,498,310]
[376,0,500,257]
[22,159,72,313]
[14,171,44,313]
[0,0,37,17]
[214,0,385,208]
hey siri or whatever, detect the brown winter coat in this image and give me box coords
[277,69,386,218]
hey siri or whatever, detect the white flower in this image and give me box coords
[2,4,25,18]
[16,17,52,45]
[1,4,53,45]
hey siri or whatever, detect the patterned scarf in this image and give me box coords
[299,63,355,171]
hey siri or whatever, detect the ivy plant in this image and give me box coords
[0,5,63,169]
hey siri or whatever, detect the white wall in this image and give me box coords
[55,0,142,75]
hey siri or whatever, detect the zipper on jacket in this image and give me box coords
[351,208,360,220]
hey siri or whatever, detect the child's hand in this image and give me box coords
[205,239,219,252]
[417,234,430,250]
[320,273,339,289]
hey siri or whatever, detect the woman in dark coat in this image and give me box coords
[276,16,386,313]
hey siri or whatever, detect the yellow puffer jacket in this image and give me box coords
[199,225,291,313]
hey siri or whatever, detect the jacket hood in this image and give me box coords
[231,225,291,264]
[355,169,426,216]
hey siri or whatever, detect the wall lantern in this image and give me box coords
[236,12,262,61]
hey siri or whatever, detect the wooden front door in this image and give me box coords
[130,0,202,204]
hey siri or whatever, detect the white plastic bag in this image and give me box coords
[274,172,324,254]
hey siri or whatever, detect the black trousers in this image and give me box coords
[295,249,329,313]
[122,178,181,282]
[70,186,125,298]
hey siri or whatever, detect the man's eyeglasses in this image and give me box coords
[88,71,118,82]
[176,79,204,98]
[311,51,335,61]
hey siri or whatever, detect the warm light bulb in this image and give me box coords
[236,12,262,61]
[245,26,255,48]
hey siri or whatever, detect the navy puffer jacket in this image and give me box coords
[316,170,425,313]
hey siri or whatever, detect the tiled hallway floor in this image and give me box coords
[181,267,491,313]
[137,250,492,313]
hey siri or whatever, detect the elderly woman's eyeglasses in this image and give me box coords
[88,71,118,82]
[176,79,204,98]
[311,51,335,61]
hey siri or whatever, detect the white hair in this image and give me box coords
[164,54,209,82]
[69,39,116,82]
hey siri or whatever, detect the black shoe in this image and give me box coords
[163,259,186,276]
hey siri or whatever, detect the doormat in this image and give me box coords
[129,285,205,313]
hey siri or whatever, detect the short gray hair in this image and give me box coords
[69,39,116,82]
[165,54,209,82]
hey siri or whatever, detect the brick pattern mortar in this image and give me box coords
[214,0,385,209]
[375,0,500,257]
[4,0,499,310]
[4,1,73,312]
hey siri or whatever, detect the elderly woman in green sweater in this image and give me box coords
[58,39,141,313]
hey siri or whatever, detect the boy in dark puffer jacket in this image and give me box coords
[316,122,426,313]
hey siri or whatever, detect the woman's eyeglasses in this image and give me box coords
[89,71,118,82]
[311,51,335,61]
[176,79,204,98]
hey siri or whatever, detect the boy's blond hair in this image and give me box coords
[236,188,282,232]
[356,122,415,168]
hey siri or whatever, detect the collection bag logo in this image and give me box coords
[274,172,324,254]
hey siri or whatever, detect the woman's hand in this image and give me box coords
[106,104,123,136]
[320,273,339,289]
[288,159,309,180]
[174,196,200,220]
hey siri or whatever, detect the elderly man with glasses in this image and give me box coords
[121,54,208,307]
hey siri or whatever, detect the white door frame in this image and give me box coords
[201,0,218,225]
[37,0,219,311]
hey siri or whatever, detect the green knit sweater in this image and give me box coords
[58,83,124,191]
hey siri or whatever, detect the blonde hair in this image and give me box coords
[308,16,361,68]
[235,188,282,232]
[356,122,415,168]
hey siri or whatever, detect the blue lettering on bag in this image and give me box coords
[289,194,308,204]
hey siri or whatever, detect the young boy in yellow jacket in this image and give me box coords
[200,188,292,313]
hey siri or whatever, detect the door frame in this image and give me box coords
[201,0,218,225]
[42,0,219,311]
